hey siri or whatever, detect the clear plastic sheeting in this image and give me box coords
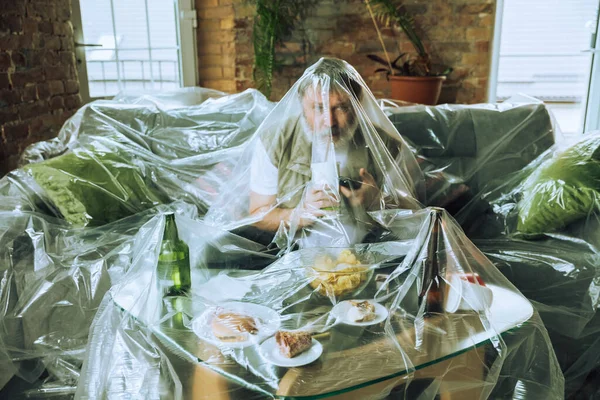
[206,58,424,250]
[6,88,274,227]
[0,57,571,399]
[0,205,181,398]
[75,208,562,400]
[0,86,274,397]
[19,86,252,164]
[455,132,600,398]
[0,202,277,399]
[381,94,557,214]
[381,97,600,398]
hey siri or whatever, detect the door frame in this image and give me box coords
[178,0,199,88]
[488,0,600,134]
[487,0,504,103]
[583,5,600,131]
[71,0,92,104]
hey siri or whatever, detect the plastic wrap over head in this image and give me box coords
[206,58,424,250]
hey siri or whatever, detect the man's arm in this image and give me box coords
[248,137,294,232]
[249,188,337,232]
[249,192,294,232]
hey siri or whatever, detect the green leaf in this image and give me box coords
[367,54,391,67]
[391,53,406,68]
[252,0,318,97]
[367,0,430,61]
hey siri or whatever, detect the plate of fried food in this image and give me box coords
[330,299,388,327]
[307,249,373,299]
[259,330,323,368]
[192,302,281,348]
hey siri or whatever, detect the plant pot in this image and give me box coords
[389,75,446,105]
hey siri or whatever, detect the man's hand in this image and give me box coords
[295,186,339,227]
[340,168,380,209]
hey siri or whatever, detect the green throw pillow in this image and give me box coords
[517,136,600,234]
[25,148,168,227]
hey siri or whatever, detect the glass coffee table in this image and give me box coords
[112,269,534,400]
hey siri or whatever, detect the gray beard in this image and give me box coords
[300,114,358,149]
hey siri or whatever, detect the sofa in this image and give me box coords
[0,89,596,399]
[385,101,600,399]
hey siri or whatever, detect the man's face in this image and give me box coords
[301,87,357,145]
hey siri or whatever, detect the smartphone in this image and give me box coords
[339,177,362,190]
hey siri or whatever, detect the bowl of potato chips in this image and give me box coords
[307,249,373,299]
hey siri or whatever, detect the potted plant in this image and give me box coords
[252,0,317,98]
[365,0,452,105]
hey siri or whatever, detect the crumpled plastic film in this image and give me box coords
[381,94,556,215]
[455,131,600,398]
[0,204,184,397]
[74,208,563,399]
[205,58,424,250]
[0,86,274,397]
[381,97,600,398]
[7,88,274,227]
[0,202,276,398]
[0,57,569,399]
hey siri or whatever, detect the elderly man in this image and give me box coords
[246,58,420,247]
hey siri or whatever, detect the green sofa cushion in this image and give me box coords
[518,135,600,234]
[25,147,168,227]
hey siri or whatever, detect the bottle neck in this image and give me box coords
[164,213,179,241]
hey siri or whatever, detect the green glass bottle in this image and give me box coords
[157,213,191,297]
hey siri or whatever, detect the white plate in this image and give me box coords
[330,300,388,326]
[259,336,323,367]
[192,302,281,348]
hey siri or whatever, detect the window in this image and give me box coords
[73,0,197,101]
[490,0,600,134]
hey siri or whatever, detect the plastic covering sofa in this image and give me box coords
[386,101,600,399]
[0,77,595,399]
[386,100,600,399]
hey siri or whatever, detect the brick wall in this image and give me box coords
[195,0,237,93]
[197,0,495,103]
[0,0,81,176]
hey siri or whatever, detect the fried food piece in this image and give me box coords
[276,331,312,358]
[309,250,368,297]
